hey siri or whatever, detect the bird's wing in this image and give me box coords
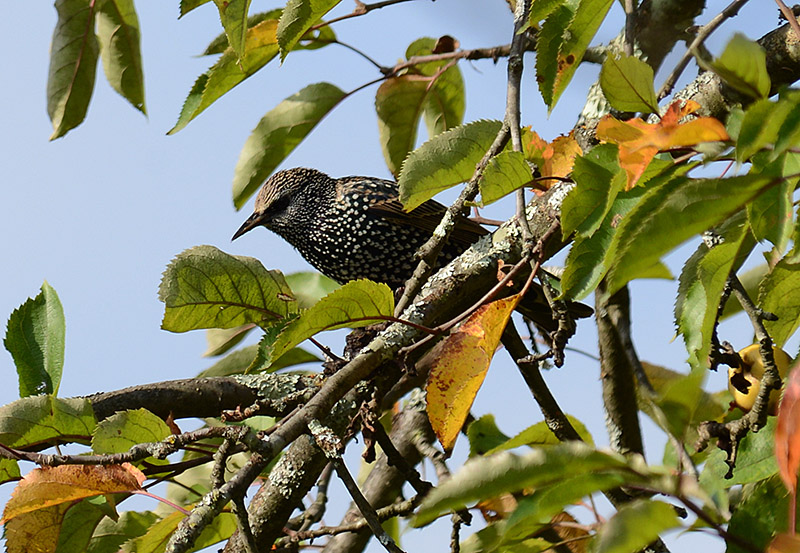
[367,196,488,246]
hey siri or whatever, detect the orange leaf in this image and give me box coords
[776,363,800,493]
[523,131,582,189]
[596,100,729,189]
[426,294,521,453]
[2,463,145,523]
[768,533,800,553]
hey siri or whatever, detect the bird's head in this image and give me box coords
[232,167,331,240]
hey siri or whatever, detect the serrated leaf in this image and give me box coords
[212,0,251,59]
[747,153,798,251]
[604,173,778,296]
[720,264,769,320]
[547,0,614,110]
[727,475,790,552]
[96,0,145,114]
[528,0,567,24]
[91,409,171,455]
[700,417,779,490]
[707,33,770,99]
[760,257,800,347]
[736,98,797,163]
[276,0,341,60]
[398,120,503,211]
[232,82,345,208]
[487,415,594,454]
[427,295,521,453]
[600,53,658,114]
[0,396,95,449]
[593,499,680,553]
[4,282,66,397]
[478,151,533,206]
[561,143,625,238]
[129,510,236,553]
[47,0,99,139]
[414,442,647,526]
[536,2,575,108]
[561,187,647,300]
[169,19,281,134]
[158,245,297,332]
[675,211,755,369]
[252,280,394,369]
[285,271,341,308]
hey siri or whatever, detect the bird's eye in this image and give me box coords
[268,195,292,214]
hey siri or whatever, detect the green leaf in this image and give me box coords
[232,82,345,208]
[593,499,680,553]
[700,417,779,490]
[772,93,800,160]
[203,325,256,357]
[720,263,769,320]
[180,0,211,17]
[466,415,510,457]
[212,0,252,59]
[675,211,755,369]
[129,511,236,553]
[708,33,770,100]
[599,54,658,114]
[204,10,281,54]
[398,119,503,211]
[285,271,341,308]
[96,0,145,114]
[414,442,648,526]
[540,0,614,110]
[55,499,107,553]
[487,416,594,454]
[478,151,534,206]
[536,2,576,108]
[252,280,394,369]
[85,511,158,553]
[651,367,706,439]
[561,187,647,300]
[198,343,320,376]
[736,98,797,163]
[169,19,281,134]
[0,458,21,486]
[4,281,66,397]
[0,396,95,449]
[760,257,800,347]
[727,475,790,553]
[747,152,799,251]
[91,409,172,455]
[159,245,297,332]
[561,143,625,238]
[47,0,99,139]
[276,0,341,60]
[528,0,567,25]
[604,174,779,296]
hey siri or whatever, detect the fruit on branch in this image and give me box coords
[728,344,793,415]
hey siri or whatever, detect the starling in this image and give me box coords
[233,167,591,329]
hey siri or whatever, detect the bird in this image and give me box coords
[233,167,591,330]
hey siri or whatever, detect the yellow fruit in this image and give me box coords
[728,344,793,415]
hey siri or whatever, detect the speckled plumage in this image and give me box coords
[232,167,487,288]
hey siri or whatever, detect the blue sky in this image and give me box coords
[0,1,789,551]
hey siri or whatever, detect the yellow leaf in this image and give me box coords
[523,131,582,189]
[596,100,729,190]
[426,294,521,452]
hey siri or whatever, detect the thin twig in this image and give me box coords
[623,0,636,56]
[657,0,752,99]
[774,0,800,40]
[232,496,258,553]
[310,0,418,30]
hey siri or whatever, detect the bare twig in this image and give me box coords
[623,0,636,56]
[774,0,800,40]
[232,496,258,553]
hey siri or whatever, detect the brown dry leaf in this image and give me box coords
[596,100,729,190]
[476,493,519,521]
[2,463,145,523]
[426,294,522,452]
[546,511,589,552]
[4,502,72,553]
[523,131,582,189]
[775,363,800,493]
[768,532,800,552]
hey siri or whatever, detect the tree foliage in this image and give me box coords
[5,1,800,552]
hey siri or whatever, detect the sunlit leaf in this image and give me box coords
[593,499,680,553]
[276,0,340,60]
[91,409,172,455]
[707,33,770,99]
[760,258,800,348]
[478,151,533,206]
[600,53,658,114]
[212,0,251,59]
[0,396,95,450]
[96,0,145,114]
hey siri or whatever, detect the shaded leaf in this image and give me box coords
[487,415,594,454]
[0,459,21,486]
[700,417,779,489]
[675,211,754,369]
[212,0,252,59]
[727,475,790,553]
[276,0,341,60]
[5,501,73,553]
[253,280,393,369]
[776,364,800,493]
[720,264,769,320]
[198,343,319,377]
[535,1,576,108]
[54,498,106,553]
[169,19,281,134]
[180,0,211,17]
[593,499,680,553]
[84,510,158,553]
[747,152,800,251]
[398,119,503,211]
[285,271,340,308]
[96,0,145,114]
[736,98,797,163]
[600,53,658,114]
[159,245,297,332]
[478,151,534,206]
[47,0,99,139]
[203,325,256,357]
[0,396,95,449]
[467,414,511,457]
[760,258,800,347]
[707,33,770,99]
[232,82,345,208]
[604,173,777,296]
[4,281,66,397]
[127,509,236,553]
[427,294,521,452]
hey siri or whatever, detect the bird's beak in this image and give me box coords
[232,212,265,241]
